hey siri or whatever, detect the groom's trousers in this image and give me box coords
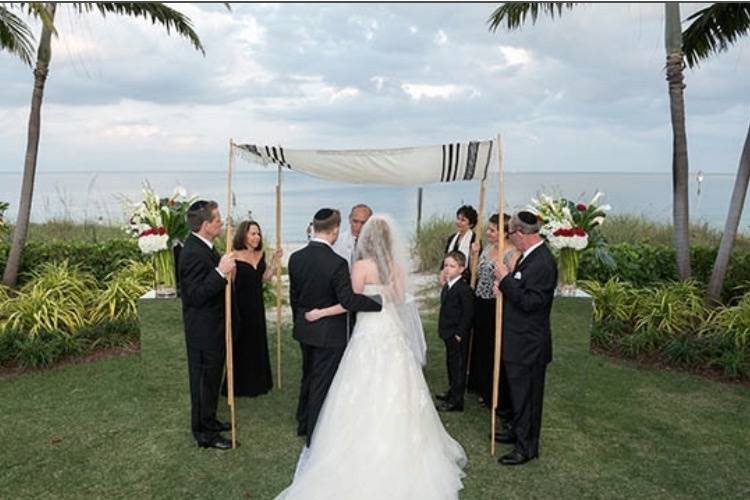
[303,344,346,447]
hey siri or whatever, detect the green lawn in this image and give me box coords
[1,298,748,499]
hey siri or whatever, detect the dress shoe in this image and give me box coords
[296,428,307,437]
[435,392,451,402]
[436,401,464,412]
[494,430,517,444]
[198,436,238,450]
[499,450,532,466]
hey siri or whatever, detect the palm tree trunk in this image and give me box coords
[665,3,692,280]
[2,3,56,288]
[707,121,750,304]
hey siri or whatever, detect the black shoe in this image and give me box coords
[436,401,464,412]
[435,392,451,402]
[296,428,307,437]
[198,435,238,450]
[205,420,231,432]
[499,450,532,466]
[494,430,517,444]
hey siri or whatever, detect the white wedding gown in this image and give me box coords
[275,284,467,500]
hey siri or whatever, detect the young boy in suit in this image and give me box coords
[436,251,474,412]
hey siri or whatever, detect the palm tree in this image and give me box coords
[681,3,750,303]
[488,2,693,279]
[1,3,206,288]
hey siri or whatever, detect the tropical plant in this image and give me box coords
[90,261,151,323]
[1,2,207,288]
[633,281,708,336]
[0,201,9,238]
[681,3,750,304]
[487,2,693,280]
[579,278,635,324]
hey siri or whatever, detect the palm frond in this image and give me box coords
[0,5,36,65]
[683,3,750,68]
[488,2,578,32]
[72,2,205,55]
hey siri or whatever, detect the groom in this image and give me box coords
[289,208,382,446]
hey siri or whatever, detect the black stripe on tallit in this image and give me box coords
[271,146,281,166]
[279,147,291,169]
[441,144,447,182]
[446,143,454,182]
[464,141,479,180]
[452,143,461,181]
[482,140,493,180]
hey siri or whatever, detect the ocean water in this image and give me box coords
[0,169,746,242]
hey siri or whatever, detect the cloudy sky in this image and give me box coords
[1,2,748,174]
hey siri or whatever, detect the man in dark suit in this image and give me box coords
[436,251,474,412]
[179,200,237,450]
[493,210,557,465]
[289,208,382,447]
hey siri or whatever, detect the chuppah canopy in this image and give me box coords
[226,134,506,456]
[233,139,495,186]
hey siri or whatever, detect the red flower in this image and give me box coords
[157,226,166,236]
[576,203,587,211]
[574,227,586,237]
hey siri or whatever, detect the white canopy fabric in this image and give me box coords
[234,140,495,186]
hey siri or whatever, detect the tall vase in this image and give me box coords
[557,248,580,296]
[154,249,177,298]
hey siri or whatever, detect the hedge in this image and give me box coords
[0,239,145,284]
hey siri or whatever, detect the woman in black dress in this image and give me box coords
[222,220,281,397]
[467,214,520,411]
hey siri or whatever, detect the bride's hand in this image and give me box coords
[305,309,324,322]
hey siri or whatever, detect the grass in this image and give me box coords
[0,299,749,499]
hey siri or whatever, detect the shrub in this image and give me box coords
[0,239,144,285]
[90,261,152,323]
[413,216,454,272]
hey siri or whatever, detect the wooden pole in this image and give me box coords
[416,187,423,236]
[275,164,283,389]
[490,133,505,456]
[225,138,237,449]
[466,177,486,379]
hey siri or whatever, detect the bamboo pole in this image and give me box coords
[225,138,237,449]
[275,164,283,389]
[466,177,487,379]
[490,133,505,456]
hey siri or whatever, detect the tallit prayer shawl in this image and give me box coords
[235,140,494,186]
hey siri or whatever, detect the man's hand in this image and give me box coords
[471,241,481,255]
[305,309,324,322]
[494,261,509,281]
[218,254,236,276]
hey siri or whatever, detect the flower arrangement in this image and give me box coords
[530,192,611,294]
[125,184,195,297]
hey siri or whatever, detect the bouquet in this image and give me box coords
[124,183,195,297]
[529,191,612,292]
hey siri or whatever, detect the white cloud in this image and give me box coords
[499,46,531,67]
[401,83,479,100]
[433,29,448,45]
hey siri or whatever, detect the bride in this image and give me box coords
[275,214,467,500]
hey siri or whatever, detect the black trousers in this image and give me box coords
[444,335,468,405]
[505,361,547,458]
[186,342,225,444]
[296,343,311,435]
[299,343,346,447]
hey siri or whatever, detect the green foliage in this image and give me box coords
[90,261,151,324]
[0,239,144,284]
[413,216,454,272]
[587,279,750,379]
[0,260,145,368]
[1,261,95,336]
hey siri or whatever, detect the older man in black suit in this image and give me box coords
[179,200,236,450]
[493,210,557,465]
[289,208,382,447]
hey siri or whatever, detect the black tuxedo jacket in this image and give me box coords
[438,278,474,340]
[288,241,382,348]
[499,243,557,366]
[179,233,228,351]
